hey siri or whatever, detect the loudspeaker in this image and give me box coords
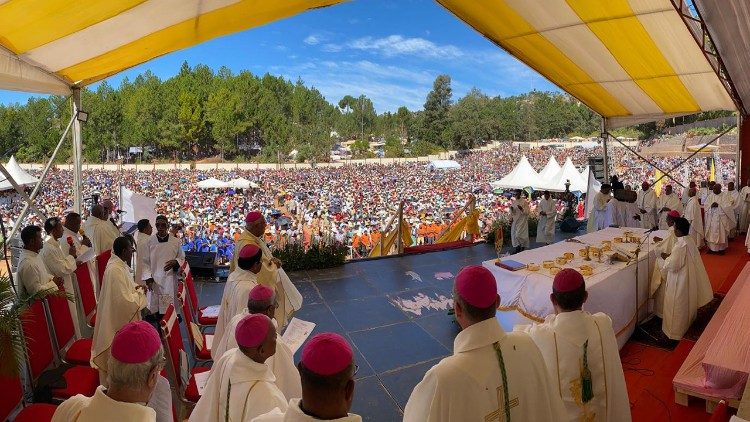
[185,251,217,278]
[560,218,582,233]
[588,157,605,182]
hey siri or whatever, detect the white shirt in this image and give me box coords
[17,249,58,297]
[134,231,152,286]
[142,234,184,314]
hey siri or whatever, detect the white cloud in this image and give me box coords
[303,34,321,45]
[347,35,464,59]
[321,43,343,53]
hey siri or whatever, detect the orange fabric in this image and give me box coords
[352,235,361,248]
[361,234,371,247]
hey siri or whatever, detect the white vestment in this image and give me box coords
[61,227,98,296]
[739,186,750,234]
[252,398,362,422]
[135,231,152,286]
[510,198,530,248]
[536,198,556,244]
[587,192,611,233]
[699,187,709,205]
[660,236,714,340]
[17,249,58,297]
[212,268,260,359]
[84,217,120,255]
[190,349,288,422]
[403,318,562,422]
[636,189,657,229]
[705,193,735,252]
[41,236,81,337]
[212,310,302,400]
[684,196,705,248]
[91,255,146,375]
[656,193,683,230]
[51,386,156,422]
[142,235,185,314]
[518,311,630,422]
[727,189,740,226]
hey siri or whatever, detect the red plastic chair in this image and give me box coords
[96,249,111,290]
[177,282,212,364]
[45,293,92,366]
[0,374,57,421]
[72,263,97,334]
[159,304,210,419]
[22,300,99,400]
[181,262,217,329]
[709,400,730,422]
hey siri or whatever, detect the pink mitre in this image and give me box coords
[301,333,353,376]
[235,314,272,348]
[455,265,497,308]
[111,321,161,363]
[249,285,274,301]
[239,244,260,259]
[667,210,681,218]
[245,211,263,224]
[553,268,585,293]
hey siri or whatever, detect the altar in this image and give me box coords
[484,227,667,348]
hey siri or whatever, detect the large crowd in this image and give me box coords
[0,142,737,259]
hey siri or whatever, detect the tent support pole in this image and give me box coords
[601,118,609,182]
[7,114,75,241]
[0,164,46,224]
[605,131,685,188]
[72,88,83,214]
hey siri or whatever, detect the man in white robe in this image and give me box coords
[135,219,153,287]
[536,191,556,245]
[85,204,121,255]
[253,333,362,422]
[404,266,562,421]
[17,225,62,297]
[739,180,750,235]
[212,285,302,399]
[142,215,185,319]
[727,182,741,236]
[682,182,696,206]
[705,184,735,253]
[53,321,165,422]
[517,269,630,422]
[92,237,148,384]
[510,190,530,252]
[213,244,263,354]
[684,188,705,249]
[658,218,714,340]
[657,185,683,230]
[61,212,98,296]
[40,217,81,337]
[588,184,612,232]
[650,211,681,305]
[635,182,657,230]
[190,314,287,422]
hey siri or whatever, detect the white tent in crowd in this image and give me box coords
[227,177,259,189]
[491,156,539,190]
[537,156,561,185]
[542,157,588,192]
[196,177,229,189]
[428,160,461,170]
[0,156,39,191]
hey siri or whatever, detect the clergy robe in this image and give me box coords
[739,186,750,234]
[41,236,81,337]
[650,227,678,302]
[403,318,562,422]
[510,198,530,248]
[212,310,302,400]
[636,189,657,230]
[660,236,714,340]
[656,193,683,230]
[212,268,260,359]
[536,198,556,244]
[134,231,152,287]
[684,196,705,248]
[17,249,58,297]
[252,399,362,422]
[91,255,146,381]
[518,311,630,422]
[61,226,99,296]
[230,229,301,327]
[705,193,735,252]
[587,191,610,233]
[190,348,288,422]
[142,234,184,314]
[727,189,741,232]
[84,217,120,255]
[51,386,156,422]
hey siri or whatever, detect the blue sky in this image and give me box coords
[0,0,557,113]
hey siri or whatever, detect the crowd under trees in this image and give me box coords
[0,62,732,163]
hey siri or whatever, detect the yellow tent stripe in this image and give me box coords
[437,0,629,117]
[0,0,147,53]
[56,0,344,86]
[565,0,700,114]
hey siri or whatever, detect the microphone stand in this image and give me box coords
[632,227,658,341]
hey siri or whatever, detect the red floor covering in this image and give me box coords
[626,236,749,421]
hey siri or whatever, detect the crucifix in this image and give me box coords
[484,385,519,422]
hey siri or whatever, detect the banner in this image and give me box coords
[119,185,157,225]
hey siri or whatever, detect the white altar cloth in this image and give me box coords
[484,227,666,349]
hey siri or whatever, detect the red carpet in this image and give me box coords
[626,236,748,421]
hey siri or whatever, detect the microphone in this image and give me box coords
[116,210,126,214]
[644,227,658,234]
[67,236,74,246]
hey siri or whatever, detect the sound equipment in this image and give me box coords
[560,217,582,233]
[588,157,606,182]
[185,251,217,278]
[613,189,637,203]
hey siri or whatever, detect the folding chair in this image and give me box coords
[159,304,210,419]
[95,249,111,291]
[23,300,99,400]
[72,263,97,337]
[177,282,213,364]
[45,294,92,366]
[0,374,57,422]
[180,262,218,330]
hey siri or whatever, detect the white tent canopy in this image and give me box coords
[0,156,39,191]
[227,177,259,189]
[542,157,588,192]
[428,160,461,170]
[196,177,228,189]
[491,156,539,190]
[537,156,562,186]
